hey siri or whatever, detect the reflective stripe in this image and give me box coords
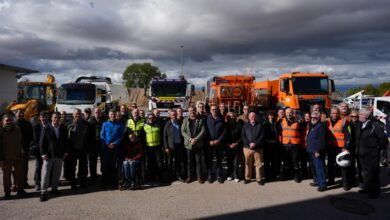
[326,118,345,148]
[127,118,145,138]
[281,119,301,145]
[144,124,161,147]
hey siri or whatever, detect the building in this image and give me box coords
[0,63,38,111]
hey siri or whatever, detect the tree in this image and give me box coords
[122,63,166,88]
[378,82,390,96]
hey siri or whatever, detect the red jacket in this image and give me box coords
[123,142,143,161]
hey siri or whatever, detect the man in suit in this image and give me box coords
[32,111,49,191]
[39,112,69,202]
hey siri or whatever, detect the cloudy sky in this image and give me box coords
[1,0,390,87]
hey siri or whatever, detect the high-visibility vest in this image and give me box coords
[143,124,161,147]
[326,118,346,148]
[301,125,309,148]
[281,118,301,145]
[127,118,145,138]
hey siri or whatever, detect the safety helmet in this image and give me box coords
[336,150,352,167]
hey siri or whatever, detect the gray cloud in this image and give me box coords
[0,0,390,86]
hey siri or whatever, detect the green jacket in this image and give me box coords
[181,117,205,150]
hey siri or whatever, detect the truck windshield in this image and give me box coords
[291,77,329,95]
[57,87,95,104]
[18,85,46,103]
[151,82,187,97]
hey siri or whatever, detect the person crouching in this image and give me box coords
[122,134,143,190]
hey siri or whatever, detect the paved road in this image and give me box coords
[0,161,389,220]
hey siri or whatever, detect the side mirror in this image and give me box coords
[330,79,335,93]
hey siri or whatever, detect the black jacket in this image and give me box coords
[16,119,33,151]
[263,120,279,144]
[39,124,69,159]
[226,118,241,145]
[206,115,226,143]
[356,120,386,156]
[241,122,265,149]
[163,120,183,149]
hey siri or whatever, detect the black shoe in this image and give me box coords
[71,185,78,190]
[343,186,351,191]
[317,187,327,192]
[217,177,223,184]
[207,175,213,183]
[243,179,250,184]
[17,190,28,197]
[257,180,265,186]
[327,180,335,185]
[3,192,11,200]
[35,184,41,191]
[40,194,48,202]
[24,183,34,189]
[294,176,301,183]
[309,182,318,187]
[51,189,60,195]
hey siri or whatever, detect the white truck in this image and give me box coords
[145,76,194,116]
[373,96,390,124]
[55,76,128,118]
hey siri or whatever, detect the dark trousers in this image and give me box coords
[187,148,205,179]
[359,152,380,196]
[22,149,30,185]
[263,142,281,180]
[145,147,163,181]
[2,157,24,193]
[327,147,341,182]
[65,148,88,187]
[205,144,224,177]
[34,153,43,186]
[311,153,326,188]
[225,146,244,179]
[167,144,185,179]
[327,147,355,187]
[88,140,101,180]
[101,146,119,186]
[281,145,300,178]
[299,147,309,178]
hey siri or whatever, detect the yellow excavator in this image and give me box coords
[6,75,56,120]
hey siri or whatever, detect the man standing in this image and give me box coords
[326,107,354,190]
[306,111,327,192]
[164,110,185,182]
[339,102,351,121]
[66,109,89,189]
[356,108,386,199]
[181,106,206,183]
[32,111,49,191]
[206,105,226,183]
[225,111,243,182]
[143,113,164,183]
[0,114,27,199]
[280,108,302,182]
[87,108,106,183]
[263,111,281,181]
[39,112,68,201]
[15,109,33,188]
[241,112,265,185]
[100,109,124,188]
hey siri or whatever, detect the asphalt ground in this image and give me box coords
[0,160,389,220]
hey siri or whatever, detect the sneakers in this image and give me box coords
[227,176,233,181]
[40,194,48,202]
[243,179,250,184]
[234,178,240,183]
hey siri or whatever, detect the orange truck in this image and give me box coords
[206,75,255,113]
[254,72,335,112]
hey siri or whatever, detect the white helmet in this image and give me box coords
[336,151,352,167]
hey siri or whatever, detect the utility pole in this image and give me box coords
[180,45,184,77]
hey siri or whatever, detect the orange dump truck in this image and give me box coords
[254,72,335,112]
[206,75,255,113]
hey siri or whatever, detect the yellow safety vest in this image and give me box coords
[143,124,161,147]
[127,118,145,139]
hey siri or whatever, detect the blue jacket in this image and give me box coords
[306,122,326,153]
[100,120,124,147]
[206,115,226,143]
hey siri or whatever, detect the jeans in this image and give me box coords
[311,153,326,188]
[41,158,63,194]
[123,160,141,182]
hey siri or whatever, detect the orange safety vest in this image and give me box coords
[301,125,309,148]
[281,118,301,145]
[326,118,346,148]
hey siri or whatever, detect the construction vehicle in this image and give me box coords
[206,75,255,113]
[373,97,390,124]
[55,76,128,118]
[145,76,195,116]
[254,72,335,112]
[6,75,56,120]
[343,90,375,110]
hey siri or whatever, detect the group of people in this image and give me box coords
[0,102,388,202]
